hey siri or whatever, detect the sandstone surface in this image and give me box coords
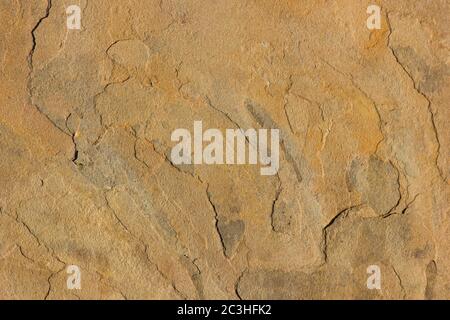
[0,0,448,299]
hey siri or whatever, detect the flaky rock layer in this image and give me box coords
[0,0,448,299]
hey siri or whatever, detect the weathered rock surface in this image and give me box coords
[0,0,448,299]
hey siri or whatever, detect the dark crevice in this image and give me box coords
[321,205,361,264]
[28,0,52,70]
[27,0,71,139]
[270,177,283,232]
[386,12,445,183]
[205,184,228,258]
[391,265,406,299]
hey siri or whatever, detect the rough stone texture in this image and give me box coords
[0,0,448,300]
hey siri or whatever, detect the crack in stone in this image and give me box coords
[9,209,66,267]
[104,191,186,299]
[319,57,385,157]
[386,12,445,183]
[204,95,246,135]
[27,0,71,140]
[270,179,283,232]
[391,265,406,299]
[16,244,36,264]
[205,183,228,258]
[28,0,52,71]
[44,265,66,300]
[380,160,403,218]
[234,268,247,300]
[400,193,421,214]
[320,205,362,264]
[141,136,204,184]
[282,75,295,135]
[1,209,132,299]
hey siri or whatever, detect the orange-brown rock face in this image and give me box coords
[0,0,448,299]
